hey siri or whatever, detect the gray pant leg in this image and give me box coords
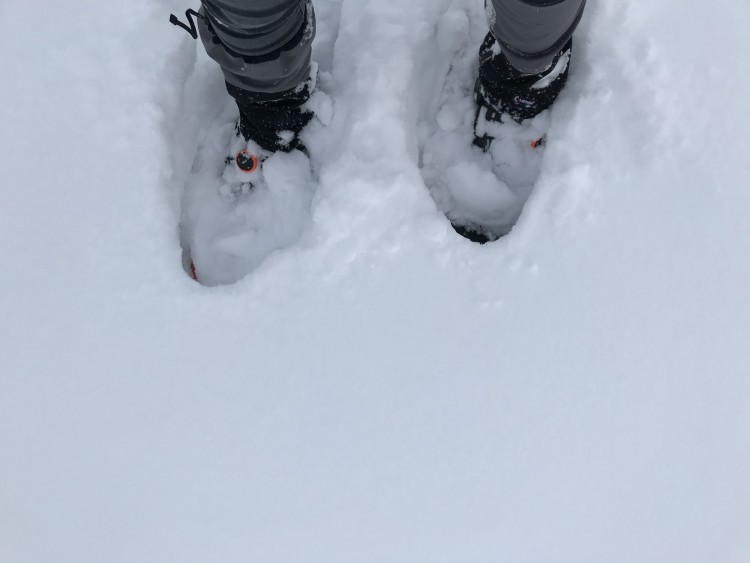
[199,0,315,94]
[487,0,586,73]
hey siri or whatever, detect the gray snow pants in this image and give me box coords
[199,0,586,94]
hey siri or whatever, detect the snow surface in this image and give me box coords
[1,0,750,561]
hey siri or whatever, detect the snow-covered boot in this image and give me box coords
[213,67,317,207]
[218,70,316,200]
[183,71,318,285]
[174,1,320,285]
[194,0,318,173]
[183,85,318,285]
[473,32,572,151]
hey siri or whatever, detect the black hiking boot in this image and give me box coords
[227,72,315,154]
[473,33,573,151]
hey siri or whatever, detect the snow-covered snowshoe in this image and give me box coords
[181,74,318,286]
[447,34,573,243]
[420,20,574,244]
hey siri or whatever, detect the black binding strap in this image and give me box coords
[169,9,204,39]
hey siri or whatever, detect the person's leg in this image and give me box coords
[198,0,316,151]
[487,0,585,75]
[475,0,585,146]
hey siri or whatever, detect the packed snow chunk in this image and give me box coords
[443,160,515,222]
[436,103,463,132]
[306,88,334,127]
[437,10,470,55]
[483,110,551,187]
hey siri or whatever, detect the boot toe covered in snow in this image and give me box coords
[183,129,316,286]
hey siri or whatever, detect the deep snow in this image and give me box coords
[1,0,749,562]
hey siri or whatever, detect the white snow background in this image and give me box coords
[1,0,749,561]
